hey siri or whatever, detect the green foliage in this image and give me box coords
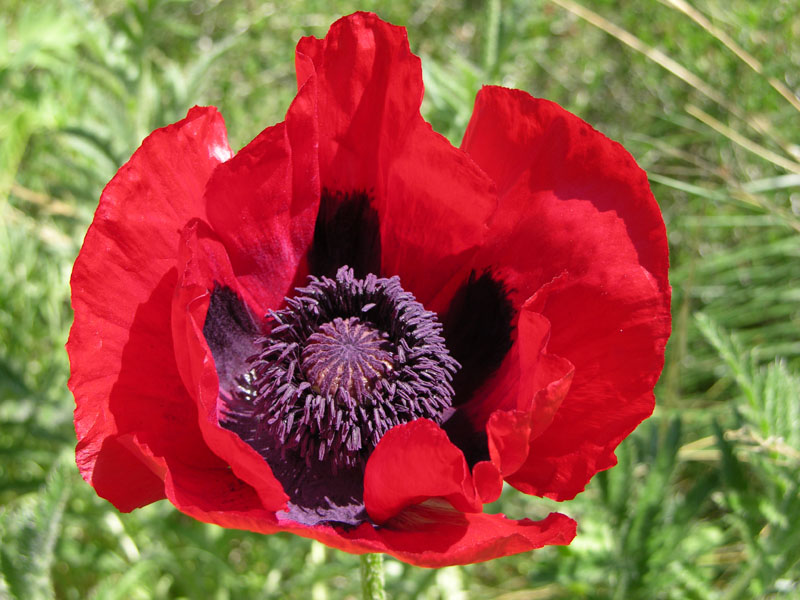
[1,0,799,598]
[0,453,72,600]
[697,314,800,599]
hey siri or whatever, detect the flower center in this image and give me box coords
[301,317,393,399]
[229,266,459,473]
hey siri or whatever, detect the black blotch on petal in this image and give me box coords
[202,285,260,396]
[442,409,491,467]
[308,189,381,278]
[444,270,515,405]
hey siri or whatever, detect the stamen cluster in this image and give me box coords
[234,266,459,472]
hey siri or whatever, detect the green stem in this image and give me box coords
[360,553,386,600]
[484,0,501,75]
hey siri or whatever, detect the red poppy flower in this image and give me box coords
[67,12,670,567]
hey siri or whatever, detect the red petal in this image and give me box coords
[367,506,577,567]
[295,12,422,191]
[363,419,481,524]
[516,296,577,441]
[465,299,574,423]
[459,301,573,484]
[171,220,289,511]
[378,119,497,311]
[166,487,576,567]
[462,87,671,500]
[296,12,496,309]
[472,461,504,504]
[85,435,166,512]
[68,107,231,511]
[203,77,319,313]
[509,272,669,499]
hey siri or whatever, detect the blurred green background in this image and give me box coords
[1,0,799,598]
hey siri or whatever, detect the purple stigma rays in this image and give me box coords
[223,266,460,473]
[302,317,394,399]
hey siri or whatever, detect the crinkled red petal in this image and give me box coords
[171,219,288,511]
[363,419,482,524]
[68,107,232,511]
[202,76,320,312]
[296,12,496,310]
[379,118,497,312]
[367,504,576,567]
[464,297,574,426]
[461,86,671,500]
[295,12,423,191]
[164,468,576,567]
[463,301,573,501]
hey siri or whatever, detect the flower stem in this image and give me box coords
[360,553,386,600]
